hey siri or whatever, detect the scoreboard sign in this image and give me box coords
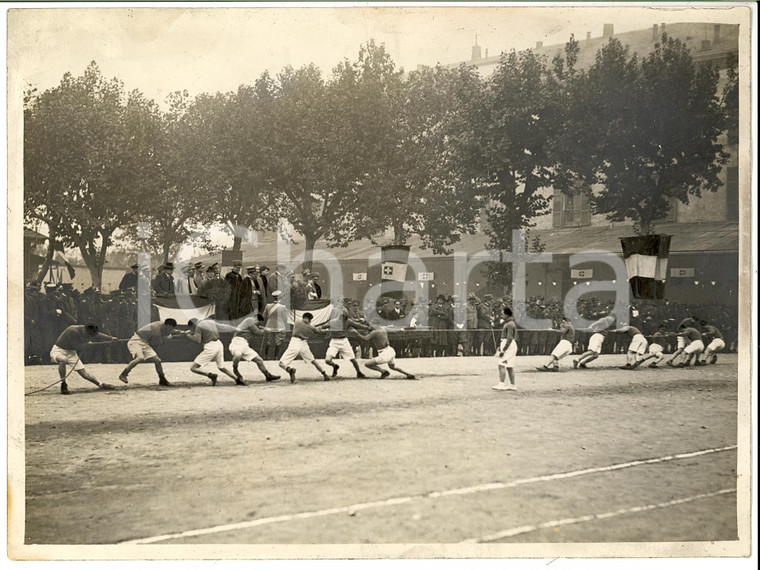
[670,268,695,277]
[417,272,435,281]
[353,273,367,281]
[570,269,593,279]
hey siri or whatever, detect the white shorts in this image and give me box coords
[370,346,396,365]
[50,345,84,371]
[677,336,687,350]
[326,337,355,360]
[229,336,260,361]
[551,339,573,359]
[648,343,664,357]
[587,333,605,354]
[193,339,225,367]
[127,336,158,360]
[684,339,705,355]
[628,334,648,355]
[496,341,518,368]
[707,338,725,352]
[279,338,315,367]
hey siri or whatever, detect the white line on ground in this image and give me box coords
[119,444,737,545]
[461,488,736,543]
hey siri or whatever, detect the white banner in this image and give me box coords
[156,303,215,325]
[570,268,593,279]
[287,304,334,326]
[417,272,435,281]
[670,267,695,277]
[353,273,367,281]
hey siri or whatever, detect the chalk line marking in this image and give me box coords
[120,444,736,544]
[461,488,736,543]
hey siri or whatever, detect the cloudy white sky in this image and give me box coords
[7,2,749,106]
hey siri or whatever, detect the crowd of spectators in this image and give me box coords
[23,264,739,364]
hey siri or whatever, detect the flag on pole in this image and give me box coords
[380,245,410,282]
[620,235,671,299]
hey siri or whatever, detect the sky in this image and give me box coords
[7,2,750,107]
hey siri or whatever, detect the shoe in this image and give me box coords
[406,374,416,380]
[322,372,330,381]
[710,355,717,364]
[266,374,280,382]
[357,372,367,379]
[60,383,71,395]
[235,377,247,385]
[209,373,218,386]
[619,363,632,369]
[288,368,296,383]
[118,372,129,384]
[380,371,390,379]
[675,363,686,368]
[99,383,115,390]
[158,376,172,386]
[579,363,588,369]
[331,364,339,377]
[631,361,642,368]
[683,362,691,367]
[492,384,509,391]
[648,363,658,368]
[695,361,706,367]
[573,360,578,369]
[666,361,674,367]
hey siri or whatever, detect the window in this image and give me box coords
[726,166,739,221]
[655,196,678,222]
[552,189,590,228]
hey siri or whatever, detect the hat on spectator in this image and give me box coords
[259,265,269,271]
[207,262,219,272]
[272,290,281,297]
[246,266,256,272]
[232,260,242,267]
[483,294,493,300]
[468,293,477,301]
[130,263,139,269]
[163,262,175,271]
[194,262,204,269]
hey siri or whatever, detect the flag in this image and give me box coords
[53,251,76,279]
[381,245,410,282]
[288,299,333,326]
[620,235,671,299]
[153,295,215,325]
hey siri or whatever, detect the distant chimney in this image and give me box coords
[471,43,482,61]
[714,24,721,44]
[661,22,666,33]
[586,31,591,41]
[603,23,614,38]
[652,24,658,40]
[536,41,543,49]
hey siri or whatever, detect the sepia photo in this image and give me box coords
[5,1,756,563]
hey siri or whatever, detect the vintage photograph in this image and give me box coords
[5,1,756,562]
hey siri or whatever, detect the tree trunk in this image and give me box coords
[88,264,103,290]
[303,233,318,273]
[232,235,243,251]
[392,219,406,245]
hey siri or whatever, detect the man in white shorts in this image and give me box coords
[350,322,416,380]
[698,321,725,365]
[573,314,615,369]
[613,324,649,369]
[230,315,281,383]
[119,318,177,386]
[324,297,369,379]
[493,306,518,391]
[278,312,331,383]
[184,318,241,385]
[637,324,672,368]
[665,316,699,366]
[540,317,574,372]
[675,325,705,367]
[50,323,119,395]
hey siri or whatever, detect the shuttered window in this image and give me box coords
[553,189,590,228]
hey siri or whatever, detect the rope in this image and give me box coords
[25,340,123,396]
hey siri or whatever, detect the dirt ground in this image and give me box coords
[18,353,740,554]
